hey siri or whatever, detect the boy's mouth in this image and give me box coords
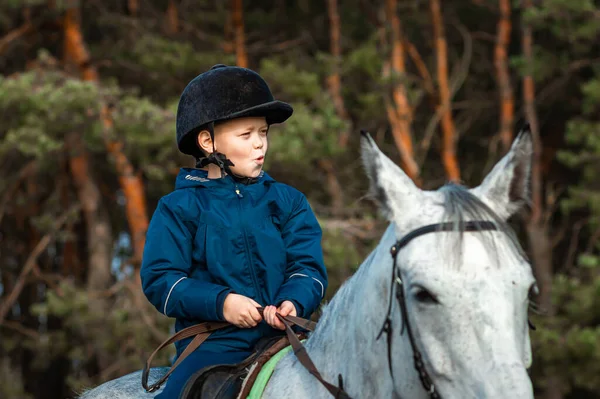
[254,155,265,164]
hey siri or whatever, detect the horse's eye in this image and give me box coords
[414,287,439,304]
[528,284,539,300]
[528,284,540,311]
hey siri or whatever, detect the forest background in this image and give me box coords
[0,0,599,398]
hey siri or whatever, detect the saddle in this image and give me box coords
[178,333,306,399]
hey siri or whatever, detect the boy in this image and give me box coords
[141,64,328,399]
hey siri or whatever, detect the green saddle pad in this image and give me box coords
[246,340,305,399]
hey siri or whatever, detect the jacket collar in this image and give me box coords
[175,168,275,190]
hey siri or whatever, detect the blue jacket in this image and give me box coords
[141,168,328,356]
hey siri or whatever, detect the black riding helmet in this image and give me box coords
[176,64,293,172]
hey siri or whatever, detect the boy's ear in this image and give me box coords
[197,129,213,155]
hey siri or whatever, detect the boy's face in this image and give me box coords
[199,116,269,178]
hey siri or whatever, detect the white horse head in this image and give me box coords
[263,129,536,399]
[354,129,536,398]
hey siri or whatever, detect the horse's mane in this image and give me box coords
[437,183,527,267]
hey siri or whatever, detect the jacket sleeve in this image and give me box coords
[140,197,232,321]
[273,194,328,319]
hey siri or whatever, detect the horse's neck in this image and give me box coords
[304,224,425,398]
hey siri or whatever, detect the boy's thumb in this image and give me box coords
[279,302,292,315]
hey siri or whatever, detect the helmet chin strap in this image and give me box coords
[195,122,260,185]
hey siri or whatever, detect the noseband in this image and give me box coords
[377,221,499,399]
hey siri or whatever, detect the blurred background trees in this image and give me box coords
[0,0,598,398]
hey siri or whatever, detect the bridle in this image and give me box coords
[377,220,499,399]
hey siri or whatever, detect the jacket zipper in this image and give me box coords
[235,184,260,297]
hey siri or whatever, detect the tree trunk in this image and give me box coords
[62,7,160,364]
[59,156,82,281]
[65,134,113,293]
[404,38,436,105]
[166,0,179,35]
[0,20,32,56]
[224,2,234,54]
[430,0,460,182]
[522,0,552,319]
[326,0,350,148]
[63,5,149,269]
[521,2,560,398]
[63,10,112,292]
[495,0,514,152]
[65,132,113,371]
[63,7,98,81]
[232,0,248,67]
[383,0,421,185]
[128,0,138,16]
[317,159,344,214]
[102,118,150,268]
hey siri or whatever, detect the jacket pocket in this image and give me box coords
[193,216,252,295]
[203,223,229,269]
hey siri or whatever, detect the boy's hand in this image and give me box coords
[263,301,296,331]
[223,293,263,328]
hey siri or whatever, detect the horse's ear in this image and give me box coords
[360,130,421,220]
[471,126,533,220]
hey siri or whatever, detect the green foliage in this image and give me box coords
[343,36,387,122]
[0,54,180,177]
[0,69,99,158]
[259,59,348,163]
[556,76,600,219]
[510,47,565,83]
[532,266,600,394]
[268,102,347,162]
[524,0,600,44]
[320,224,368,298]
[29,280,174,393]
[0,356,32,399]
[581,77,600,114]
[532,13,600,394]
[5,0,46,8]
[126,35,235,80]
[111,92,181,181]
